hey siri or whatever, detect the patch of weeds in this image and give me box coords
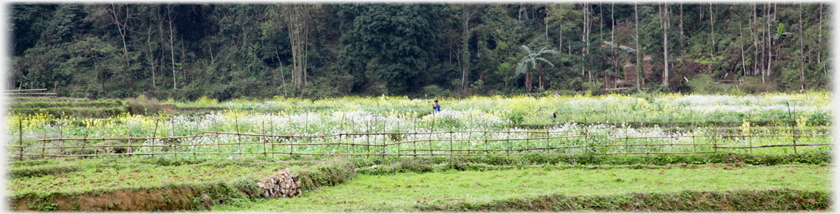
[26,195,58,211]
[9,163,79,179]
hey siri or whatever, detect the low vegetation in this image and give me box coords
[7,157,356,211]
[213,164,830,212]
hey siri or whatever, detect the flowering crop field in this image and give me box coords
[173,91,832,126]
[5,92,832,160]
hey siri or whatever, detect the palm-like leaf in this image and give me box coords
[515,45,559,78]
[603,41,637,56]
[515,62,527,76]
[521,45,533,55]
[535,57,555,68]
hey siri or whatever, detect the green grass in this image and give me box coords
[7,158,304,197]
[213,164,830,212]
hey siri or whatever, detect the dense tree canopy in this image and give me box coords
[8,3,832,100]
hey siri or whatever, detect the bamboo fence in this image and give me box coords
[10,124,831,160]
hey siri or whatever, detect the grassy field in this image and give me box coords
[212,164,830,211]
[7,158,303,198]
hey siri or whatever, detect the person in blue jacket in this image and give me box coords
[433,100,441,112]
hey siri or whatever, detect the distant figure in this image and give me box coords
[554,91,560,97]
[551,112,557,122]
[433,100,441,112]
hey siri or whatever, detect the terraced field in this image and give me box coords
[6,92,832,211]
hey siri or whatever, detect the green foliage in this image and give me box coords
[26,195,58,211]
[9,3,830,100]
[9,157,360,211]
[9,164,79,179]
[213,164,829,212]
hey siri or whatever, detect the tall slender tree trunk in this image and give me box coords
[461,4,472,93]
[525,69,532,90]
[167,5,176,90]
[559,10,563,57]
[600,2,606,89]
[662,3,669,89]
[634,2,642,91]
[739,21,746,76]
[760,3,767,83]
[817,2,828,74]
[147,26,156,89]
[709,2,714,74]
[752,3,758,76]
[582,3,592,84]
[818,3,823,74]
[599,2,603,44]
[111,4,130,67]
[679,3,684,64]
[766,2,772,80]
[611,2,617,88]
[285,4,311,89]
[799,3,805,89]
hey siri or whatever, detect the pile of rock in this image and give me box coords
[256,168,302,198]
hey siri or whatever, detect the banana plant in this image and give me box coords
[515,45,559,90]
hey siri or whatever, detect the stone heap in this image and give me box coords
[256,168,302,199]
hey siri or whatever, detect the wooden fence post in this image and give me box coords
[351,120,356,157]
[506,121,511,156]
[624,121,629,153]
[431,113,435,158]
[271,120,275,159]
[713,127,718,153]
[414,116,418,157]
[215,119,220,158]
[381,119,386,160]
[235,116,241,158]
[748,118,753,154]
[525,127,530,155]
[193,117,198,160]
[324,131,328,158]
[791,102,798,155]
[584,113,590,154]
[41,125,47,158]
[18,117,23,161]
[449,124,453,162]
[340,113,345,157]
[484,118,489,155]
[152,119,158,158]
[366,118,371,158]
[289,114,294,158]
[59,121,64,156]
[545,126,549,154]
[172,118,177,159]
[82,127,88,159]
[128,126,132,159]
[262,120,267,158]
[642,121,647,157]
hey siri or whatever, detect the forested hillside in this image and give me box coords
[9,3,832,100]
